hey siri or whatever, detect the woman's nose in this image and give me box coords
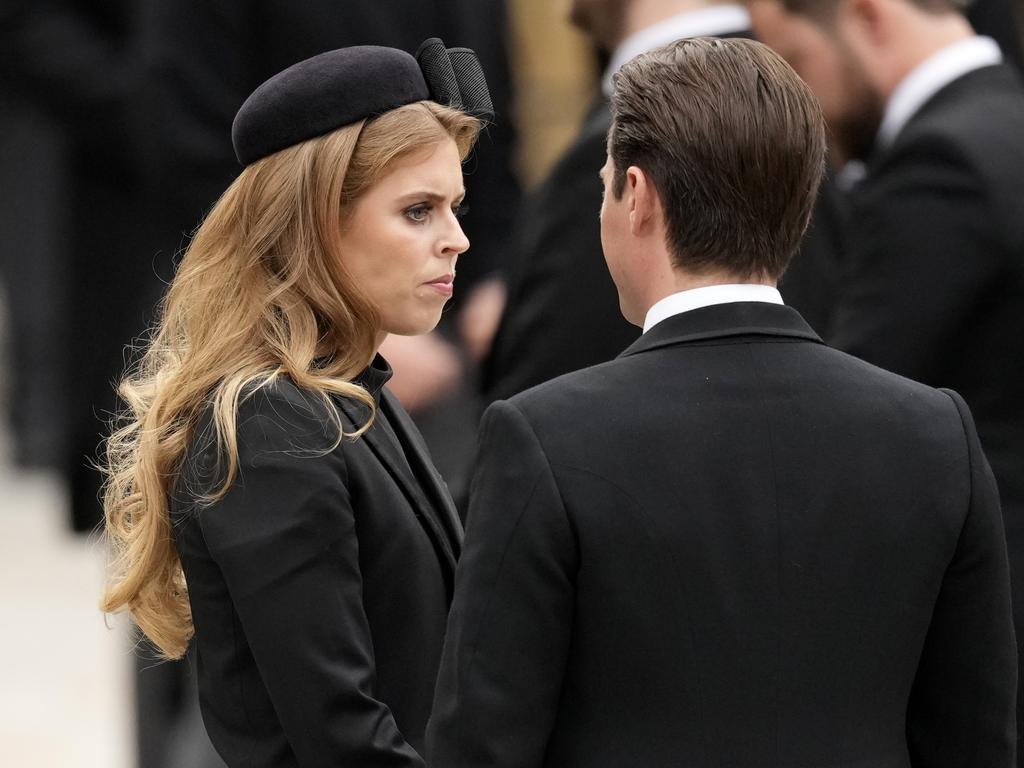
[443,214,470,256]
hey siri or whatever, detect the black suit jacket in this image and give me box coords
[172,371,462,767]
[429,302,1016,767]
[832,64,1024,740]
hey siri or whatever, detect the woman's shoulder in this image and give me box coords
[175,377,349,505]
[221,376,366,464]
[237,376,340,432]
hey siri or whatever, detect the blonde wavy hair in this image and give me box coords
[101,101,480,659]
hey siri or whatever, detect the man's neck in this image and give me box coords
[877,13,975,99]
[641,281,783,333]
[640,269,775,317]
[603,2,750,94]
[615,0,728,46]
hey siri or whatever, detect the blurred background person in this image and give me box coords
[748,0,1024,755]
[0,3,223,767]
[482,0,852,402]
[0,0,164,532]
[969,0,1024,70]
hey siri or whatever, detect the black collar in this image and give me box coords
[619,302,823,358]
[355,354,394,406]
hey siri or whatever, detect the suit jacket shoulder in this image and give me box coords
[869,64,1024,251]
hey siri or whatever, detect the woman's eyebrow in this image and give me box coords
[396,189,466,204]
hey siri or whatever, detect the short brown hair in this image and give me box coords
[608,37,826,279]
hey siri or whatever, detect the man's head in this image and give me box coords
[747,0,973,163]
[569,0,727,52]
[569,0,630,51]
[601,37,826,325]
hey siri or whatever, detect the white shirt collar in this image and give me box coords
[603,5,751,96]
[643,284,783,333]
[876,36,1002,149]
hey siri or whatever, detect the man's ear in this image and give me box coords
[839,0,886,48]
[627,165,659,236]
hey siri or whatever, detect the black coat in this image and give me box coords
[831,63,1024,746]
[429,302,1017,767]
[172,366,462,767]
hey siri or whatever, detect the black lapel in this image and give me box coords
[620,302,823,358]
[381,391,464,554]
[335,395,459,578]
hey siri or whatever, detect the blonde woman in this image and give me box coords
[101,41,491,767]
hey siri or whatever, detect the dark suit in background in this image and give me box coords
[832,62,1024,735]
[776,170,850,339]
[0,0,167,529]
[482,95,628,401]
[968,0,1024,71]
[430,302,1017,767]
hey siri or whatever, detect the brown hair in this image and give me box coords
[608,37,826,280]
[101,101,479,659]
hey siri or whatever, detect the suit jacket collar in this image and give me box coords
[353,353,392,406]
[867,63,1017,174]
[334,393,462,581]
[619,301,822,358]
[875,37,1002,151]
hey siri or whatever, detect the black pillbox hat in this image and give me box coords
[232,38,494,167]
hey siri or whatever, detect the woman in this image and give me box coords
[101,41,491,766]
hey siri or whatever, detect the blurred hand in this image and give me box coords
[379,332,462,413]
[458,277,507,364]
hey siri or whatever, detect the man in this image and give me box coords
[483,0,754,402]
[748,0,1024,749]
[428,38,1016,766]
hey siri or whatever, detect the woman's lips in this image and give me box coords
[424,275,454,297]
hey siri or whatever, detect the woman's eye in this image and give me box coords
[452,202,470,218]
[404,204,430,223]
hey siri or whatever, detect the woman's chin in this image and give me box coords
[382,315,443,337]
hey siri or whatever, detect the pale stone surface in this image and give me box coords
[0,465,133,768]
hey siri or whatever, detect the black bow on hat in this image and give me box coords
[416,38,494,119]
[232,38,494,167]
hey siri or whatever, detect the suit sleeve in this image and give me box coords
[427,399,578,767]
[906,389,1017,767]
[831,138,1003,383]
[197,389,424,767]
